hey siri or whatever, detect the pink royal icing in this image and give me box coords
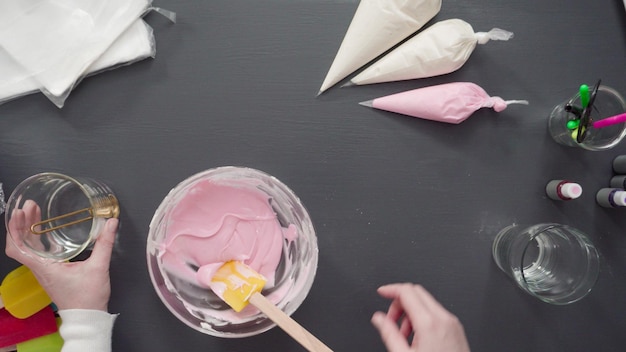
[159,179,297,289]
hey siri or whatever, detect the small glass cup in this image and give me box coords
[5,172,120,261]
[492,223,600,305]
[147,166,319,337]
[548,85,626,150]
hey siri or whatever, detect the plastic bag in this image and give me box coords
[349,19,513,86]
[360,82,528,124]
[0,0,152,108]
[318,0,442,94]
[0,19,156,105]
[0,183,5,216]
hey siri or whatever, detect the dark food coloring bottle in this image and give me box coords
[613,155,626,174]
[610,175,626,189]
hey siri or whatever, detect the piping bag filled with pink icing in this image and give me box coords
[158,178,297,293]
[360,82,528,124]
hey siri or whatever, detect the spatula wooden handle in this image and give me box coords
[249,292,333,352]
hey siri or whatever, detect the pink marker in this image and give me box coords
[592,112,626,129]
[546,180,582,201]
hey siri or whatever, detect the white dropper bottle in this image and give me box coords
[546,180,582,201]
[596,188,626,208]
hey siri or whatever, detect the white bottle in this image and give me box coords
[596,188,626,208]
[545,180,582,201]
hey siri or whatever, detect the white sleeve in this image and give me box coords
[58,309,118,352]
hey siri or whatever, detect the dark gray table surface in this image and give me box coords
[2,0,626,351]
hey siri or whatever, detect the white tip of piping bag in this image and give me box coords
[487,28,514,41]
[475,28,514,44]
[150,7,177,23]
[341,80,357,88]
[358,100,374,108]
[504,100,529,106]
[317,88,330,97]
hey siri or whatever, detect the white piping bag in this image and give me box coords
[318,0,441,95]
[348,19,513,86]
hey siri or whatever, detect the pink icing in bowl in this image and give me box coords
[147,167,319,337]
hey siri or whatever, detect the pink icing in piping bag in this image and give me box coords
[359,82,528,124]
[592,112,626,129]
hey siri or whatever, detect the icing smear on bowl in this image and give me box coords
[159,178,298,288]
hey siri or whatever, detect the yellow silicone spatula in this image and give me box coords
[0,266,52,319]
[210,261,333,352]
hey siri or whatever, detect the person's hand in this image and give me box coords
[371,283,470,352]
[5,200,119,312]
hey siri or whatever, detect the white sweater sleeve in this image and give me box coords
[58,309,118,352]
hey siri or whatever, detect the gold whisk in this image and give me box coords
[30,194,120,235]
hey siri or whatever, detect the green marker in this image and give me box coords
[580,84,590,109]
[567,119,580,130]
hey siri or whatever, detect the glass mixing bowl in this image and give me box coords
[147,166,319,337]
